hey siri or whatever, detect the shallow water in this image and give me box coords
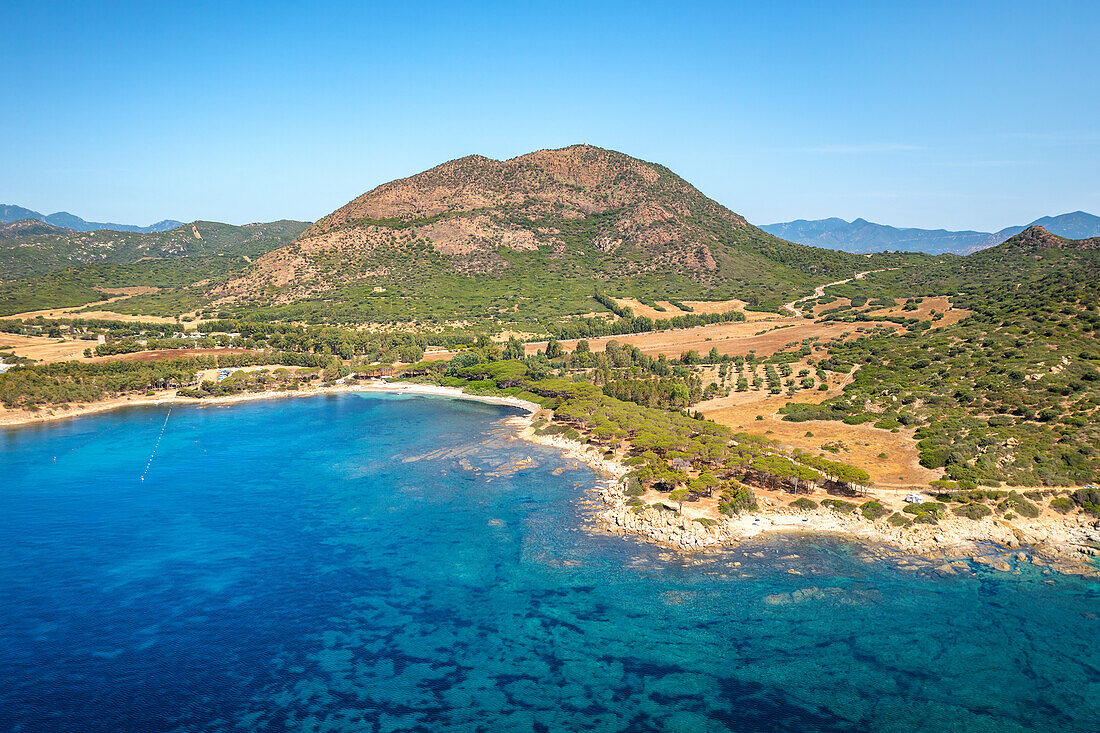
[1,393,1097,732]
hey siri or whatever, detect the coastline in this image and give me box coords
[586,463,1100,577]
[513,426,1100,577]
[5,382,1097,577]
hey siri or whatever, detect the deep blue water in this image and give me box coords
[1,393,1098,732]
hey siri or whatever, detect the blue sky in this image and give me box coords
[3,1,1098,230]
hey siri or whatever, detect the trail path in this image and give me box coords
[783,269,890,317]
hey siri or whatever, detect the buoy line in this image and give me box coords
[140,405,173,482]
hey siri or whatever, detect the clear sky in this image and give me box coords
[3,0,1098,230]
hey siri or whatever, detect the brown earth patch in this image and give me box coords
[91,286,160,296]
[863,296,970,328]
[612,297,776,323]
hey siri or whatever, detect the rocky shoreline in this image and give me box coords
[516,424,1100,577]
[592,478,1100,576]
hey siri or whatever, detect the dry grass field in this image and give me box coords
[696,374,942,491]
[526,295,967,360]
[525,317,900,359]
[0,334,90,363]
[613,297,775,322]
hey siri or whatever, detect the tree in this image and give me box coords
[669,488,690,513]
[545,338,564,359]
[502,336,524,360]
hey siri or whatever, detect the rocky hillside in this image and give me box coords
[224,145,897,321]
[986,224,1098,253]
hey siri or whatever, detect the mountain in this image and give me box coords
[222,145,907,324]
[0,204,183,233]
[761,211,1100,255]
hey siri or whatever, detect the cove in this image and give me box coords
[0,392,1097,732]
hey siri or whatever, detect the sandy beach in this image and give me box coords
[0,381,540,429]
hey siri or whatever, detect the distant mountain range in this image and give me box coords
[761,211,1100,255]
[0,204,182,233]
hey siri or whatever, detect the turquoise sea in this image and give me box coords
[1,392,1097,732]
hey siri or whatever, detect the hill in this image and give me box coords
[0,220,310,316]
[786,226,1100,486]
[761,211,1100,254]
[0,220,310,281]
[219,145,909,324]
[0,203,182,233]
[0,219,73,238]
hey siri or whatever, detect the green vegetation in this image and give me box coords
[860,500,889,520]
[778,229,1100,486]
[0,351,336,409]
[952,503,993,520]
[821,499,857,514]
[0,221,309,315]
[903,502,947,524]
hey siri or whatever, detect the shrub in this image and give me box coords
[904,501,946,524]
[790,497,818,511]
[860,500,889,520]
[822,499,857,514]
[1049,496,1074,514]
[998,491,1040,519]
[887,512,912,527]
[719,485,758,515]
[1071,488,1100,516]
[953,503,992,520]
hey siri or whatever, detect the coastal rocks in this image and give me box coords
[527,423,1099,577]
[598,497,731,551]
